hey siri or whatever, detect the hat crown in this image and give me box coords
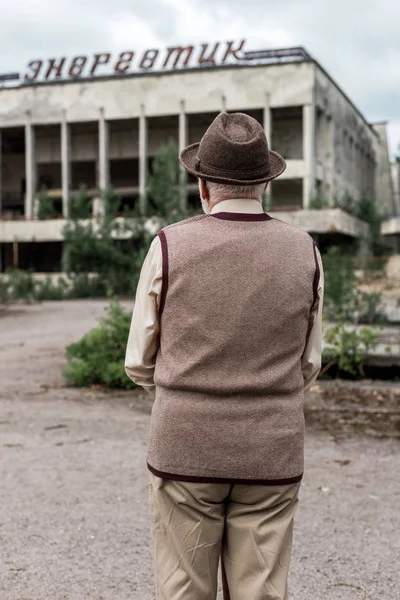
[198,112,270,174]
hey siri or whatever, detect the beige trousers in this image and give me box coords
[148,472,300,600]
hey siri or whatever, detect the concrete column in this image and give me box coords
[221,95,227,112]
[303,103,316,208]
[263,95,272,142]
[139,105,148,214]
[263,95,272,209]
[326,114,335,206]
[98,108,109,192]
[24,116,36,220]
[13,240,19,269]
[179,100,188,210]
[61,115,71,218]
[0,129,2,217]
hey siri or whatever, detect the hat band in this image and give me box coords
[196,156,271,177]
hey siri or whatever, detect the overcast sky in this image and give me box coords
[1,0,399,157]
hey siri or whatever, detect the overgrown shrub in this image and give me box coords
[67,274,107,299]
[37,188,57,220]
[323,246,387,324]
[309,192,329,209]
[0,280,9,303]
[62,140,189,298]
[357,290,386,325]
[323,247,357,321]
[322,323,378,377]
[69,185,92,219]
[62,189,144,297]
[35,276,68,301]
[5,270,68,301]
[63,300,135,389]
[7,269,36,302]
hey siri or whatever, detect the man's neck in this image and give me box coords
[210,199,264,215]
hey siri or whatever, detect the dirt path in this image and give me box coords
[0,301,399,599]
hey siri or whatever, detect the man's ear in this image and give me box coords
[199,179,210,201]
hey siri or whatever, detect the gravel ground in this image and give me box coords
[1,301,399,600]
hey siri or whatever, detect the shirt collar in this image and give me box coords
[210,199,264,215]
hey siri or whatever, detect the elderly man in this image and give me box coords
[125,112,323,600]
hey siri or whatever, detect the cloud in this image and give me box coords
[0,0,398,155]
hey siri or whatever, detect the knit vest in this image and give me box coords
[147,212,319,485]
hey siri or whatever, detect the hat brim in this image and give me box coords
[179,143,287,186]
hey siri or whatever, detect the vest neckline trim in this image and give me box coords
[210,212,273,222]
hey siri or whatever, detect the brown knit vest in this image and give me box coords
[147,212,319,485]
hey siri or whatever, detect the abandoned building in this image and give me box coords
[0,46,397,272]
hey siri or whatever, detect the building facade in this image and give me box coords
[0,47,395,271]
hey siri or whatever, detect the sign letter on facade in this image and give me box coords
[223,40,246,62]
[114,51,135,74]
[140,49,159,69]
[198,42,220,65]
[163,46,194,68]
[25,60,43,81]
[45,58,66,79]
[68,56,88,78]
[90,53,111,76]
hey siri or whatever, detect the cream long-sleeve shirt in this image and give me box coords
[125,199,324,393]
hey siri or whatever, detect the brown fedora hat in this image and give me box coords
[179,112,286,186]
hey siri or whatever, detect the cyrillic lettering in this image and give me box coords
[163,46,193,68]
[24,60,43,81]
[222,39,246,62]
[68,56,87,78]
[140,49,159,69]
[45,58,66,79]
[114,51,134,74]
[90,53,111,76]
[198,42,220,65]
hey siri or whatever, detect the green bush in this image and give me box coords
[5,270,68,302]
[309,192,329,209]
[66,274,108,299]
[7,269,36,302]
[63,300,136,389]
[323,247,357,321]
[35,276,68,301]
[322,323,379,377]
[323,247,387,324]
[357,290,386,325]
[0,279,9,303]
[37,188,57,220]
[69,185,92,219]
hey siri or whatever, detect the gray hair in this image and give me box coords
[205,181,265,201]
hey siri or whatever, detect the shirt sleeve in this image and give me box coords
[125,236,162,393]
[301,248,324,392]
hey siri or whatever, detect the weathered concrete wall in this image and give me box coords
[314,66,377,204]
[271,179,303,208]
[372,123,395,217]
[0,208,368,243]
[391,161,400,216]
[0,63,314,127]
[1,154,24,198]
[269,207,369,237]
[271,113,303,160]
[381,216,400,235]
[32,125,179,163]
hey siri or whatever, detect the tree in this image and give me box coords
[146,138,188,222]
[37,187,56,220]
[62,139,190,297]
[63,188,141,296]
[323,247,357,321]
[69,185,92,219]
